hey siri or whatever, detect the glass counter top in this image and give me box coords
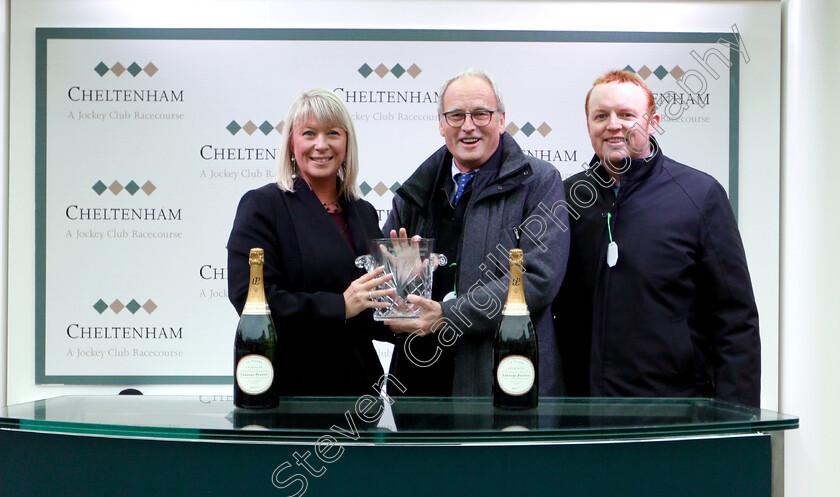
[0,395,798,444]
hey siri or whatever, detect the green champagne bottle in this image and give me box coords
[493,249,539,409]
[234,248,278,409]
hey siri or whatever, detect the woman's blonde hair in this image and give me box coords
[276,88,361,200]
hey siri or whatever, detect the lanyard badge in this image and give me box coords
[443,262,458,301]
[606,213,619,268]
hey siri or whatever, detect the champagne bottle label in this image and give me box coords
[502,300,529,316]
[242,301,271,315]
[496,355,535,395]
[235,354,274,395]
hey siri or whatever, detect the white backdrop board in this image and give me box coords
[35,28,741,384]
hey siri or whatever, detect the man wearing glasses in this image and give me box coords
[383,68,570,397]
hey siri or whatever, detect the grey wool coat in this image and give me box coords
[384,132,570,396]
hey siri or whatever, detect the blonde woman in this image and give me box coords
[228,89,392,396]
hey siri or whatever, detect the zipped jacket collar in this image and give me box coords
[396,132,534,212]
[586,136,663,198]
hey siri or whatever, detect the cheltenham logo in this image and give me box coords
[92,180,156,196]
[94,61,158,77]
[625,64,685,81]
[506,121,552,138]
[227,120,284,136]
[359,181,401,197]
[358,63,422,79]
[93,298,158,315]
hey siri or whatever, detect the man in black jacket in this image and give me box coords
[554,70,761,407]
[384,69,569,397]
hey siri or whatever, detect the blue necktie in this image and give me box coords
[452,171,476,206]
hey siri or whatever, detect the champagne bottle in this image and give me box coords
[493,249,539,409]
[234,248,278,409]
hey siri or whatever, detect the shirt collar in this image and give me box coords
[449,135,504,182]
[451,161,480,182]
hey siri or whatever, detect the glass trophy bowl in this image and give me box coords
[355,238,447,321]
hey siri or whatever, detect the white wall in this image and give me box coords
[1,0,8,407]
[781,1,840,496]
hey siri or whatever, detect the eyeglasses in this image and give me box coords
[441,109,498,127]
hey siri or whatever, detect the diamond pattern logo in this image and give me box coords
[357,181,402,198]
[505,121,551,138]
[124,181,140,195]
[242,121,258,135]
[357,62,423,79]
[126,299,142,314]
[226,120,242,135]
[92,180,107,195]
[374,64,390,78]
[95,61,159,77]
[142,299,158,314]
[227,120,283,136]
[358,63,373,78]
[373,182,389,196]
[111,299,125,314]
[110,62,126,77]
[94,62,109,77]
[94,298,157,314]
[520,122,536,137]
[258,121,274,135]
[536,122,553,137]
[636,65,653,79]
[141,181,157,195]
[670,65,685,80]
[93,299,108,314]
[626,64,691,82]
[127,62,142,77]
[653,65,669,80]
[109,181,124,195]
[92,180,156,196]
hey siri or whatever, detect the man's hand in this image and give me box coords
[383,228,426,282]
[385,295,443,337]
[389,227,410,240]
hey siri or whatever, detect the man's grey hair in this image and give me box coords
[437,68,506,115]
